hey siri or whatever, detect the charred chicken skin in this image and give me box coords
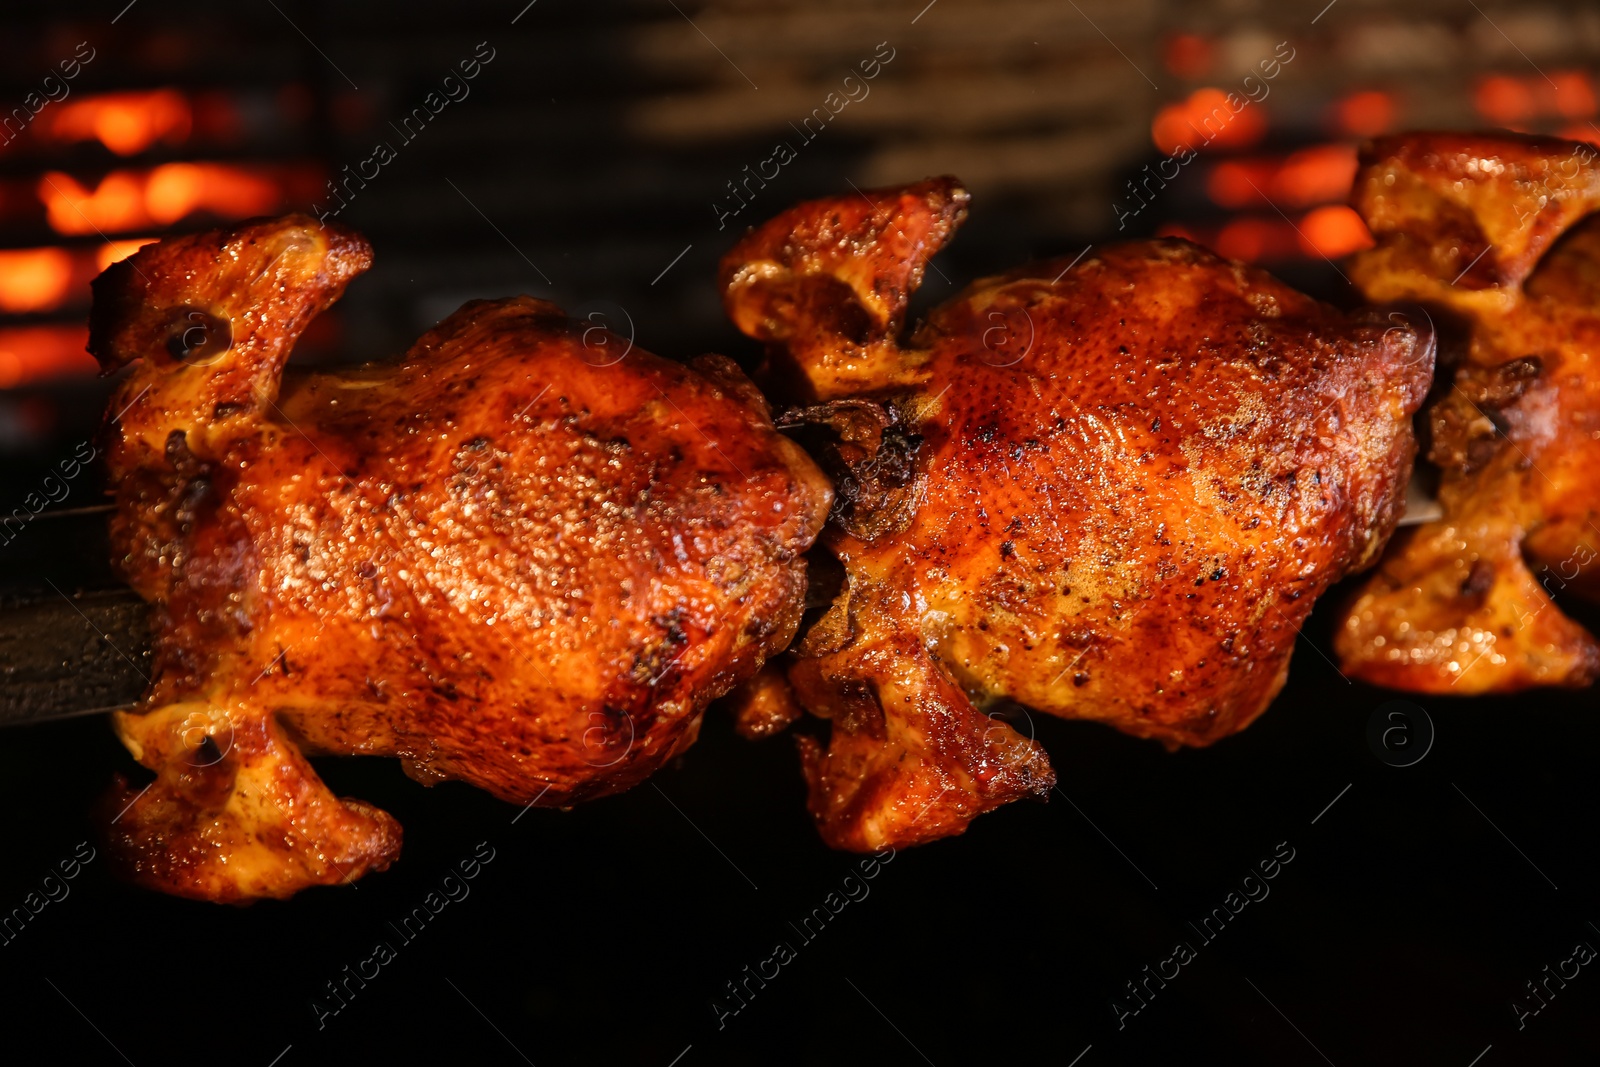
[721,178,1434,850]
[91,215,830,901]
[1336,132,1600,692]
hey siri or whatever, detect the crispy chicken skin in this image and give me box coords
[1335,132,1600,692]
[91,215,830,901]
[722,178,1433,850]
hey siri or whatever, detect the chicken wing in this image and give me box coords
[1335,132,1600,692]
[722,178,1433,850]
[92,215,830,900]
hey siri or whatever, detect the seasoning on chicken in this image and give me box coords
[92,215,831,901]
[1335,132,1600,692]
[721,178,1434,850]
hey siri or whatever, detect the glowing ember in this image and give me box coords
[1547,71,1598,119]
[39,163,283,235]
[1206,159,1276,210]
[1473,71,1597,127]
[1164,209,1370,265]
[1298,205,1373,259]
[1214,217,1295,263]
[1206,145,1357,212]
[1474,75,1538,126]
[0,248,73,314]
[39,89,191,156]
[0,325,93,387]
[38,170,144,234]
[1151,88,1268,156]
[1274,144,1358,208]
[146,162,277,224]
[1330,90,1395,138]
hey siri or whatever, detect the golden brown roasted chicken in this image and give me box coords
[721,178,1434,850]
[91,215,830,901]
[1335,132,1600,692]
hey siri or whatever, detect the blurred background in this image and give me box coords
[4,0,1600,499]
[3,2,1600,1065]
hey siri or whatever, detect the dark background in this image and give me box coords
[2,1,1599,1064]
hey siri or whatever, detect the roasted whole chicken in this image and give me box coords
[1336,132,1600,692]
[721,178,1435,850]
[91,216,830,900]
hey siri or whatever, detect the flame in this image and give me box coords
[1152,88,1267,156]
[0,248,74,314]
[0,325,93,387]
[39,163,283,236]
[39,89,192,156]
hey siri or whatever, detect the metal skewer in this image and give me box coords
[0,467,1447,727]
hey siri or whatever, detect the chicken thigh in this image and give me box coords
[1335,131,1600,692]
[721,178,1433,850]
[92,215,830,900]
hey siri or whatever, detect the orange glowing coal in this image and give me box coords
[0,248,73,314]
[39,163,283,235]
[1546,71,1598,119]
[0,325,93,387]
[1330,90,1395,138]
[1475,75,1538,126]
[1298,205,1372,259]
[1162,206,1371,265]
[1214,218,1296,263]
[1207,144,1358,212]
[1206,159,1276,210]
[1273,144,1358,208]
[0,242,155,319]
[1151,88,1267,156]
[1473,72,1596,127]
[39,89,192,156]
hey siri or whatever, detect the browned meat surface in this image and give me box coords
[722,177,1433,850]
[92,215,830,901]
[1336,132,1600,692]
